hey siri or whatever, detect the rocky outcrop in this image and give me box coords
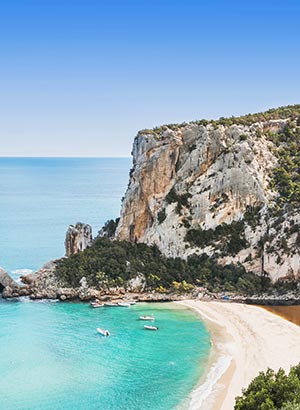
[65,222,93,257]
[0,267,19,294]
[116,115,300,282]
[10,223,93,300]
[116,130,182,242]
[24,261,59,299]
[18,262,150,302]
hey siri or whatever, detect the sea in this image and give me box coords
[0,158,212,410]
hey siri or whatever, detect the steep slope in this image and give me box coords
[116,105,300,281]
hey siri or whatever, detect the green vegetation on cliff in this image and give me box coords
[55,237,269,294]
[235,365,300,410]
[268,120,300,206]
[138,104,300,136]
[185,220,247,255]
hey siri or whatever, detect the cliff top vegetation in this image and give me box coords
[138,104,300,136]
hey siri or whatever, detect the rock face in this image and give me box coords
[18,261,58,299]
[65,223,93,257]
[116,116,300,281]
[16,224,94,300]
[0,267,19,294]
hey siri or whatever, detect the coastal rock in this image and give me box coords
[24,260,60,299]
[57,288,78,300]
[127,274,146,292]
[116,117,299,281]
[20,272,37,285]
[78,277,100,300]
[65,222,93,257]
[2,286,13,298]
[0,267,20,296]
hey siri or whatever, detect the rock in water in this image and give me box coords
[65,223,93,257]
[0,267,20,296]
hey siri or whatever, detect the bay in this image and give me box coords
[0,157,211,410]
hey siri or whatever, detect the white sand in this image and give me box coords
[179,300,300,410]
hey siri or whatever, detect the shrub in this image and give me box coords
[185,220,248,255]
[268,121,300,206]
[157,208,167,224]
[55,237,270,294]
[235,365,300,410]
[99,218,120,238]
[138,105,300,138]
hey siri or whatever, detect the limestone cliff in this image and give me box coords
[65,222,93,257]
[116,106,300,281]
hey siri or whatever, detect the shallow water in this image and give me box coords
[0,157,212,409]
[0,300,211,410]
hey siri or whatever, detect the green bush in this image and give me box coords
[55,237,270,294]
[235,365,300,410]
[157,208,167,224]
[99,218,120,238]
[268,121,300,206]
[138,105,300,137]
[185,220,248,255]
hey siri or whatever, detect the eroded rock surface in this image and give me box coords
[116,119,299,281]
[65,223,93,257]
[0,267,19,295]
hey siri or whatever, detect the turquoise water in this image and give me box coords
[0,158,211,410]
[0,157,131,273]
[0,300,210,410]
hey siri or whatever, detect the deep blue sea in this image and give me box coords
[0,158,211,410]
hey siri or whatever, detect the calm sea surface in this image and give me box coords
[0,157,131,273]
[0,158,211,410]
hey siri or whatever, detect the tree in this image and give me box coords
[235,366,300,410]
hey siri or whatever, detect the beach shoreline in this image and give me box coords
[179,300,300,410]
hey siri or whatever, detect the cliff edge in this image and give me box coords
[116,105,300,281]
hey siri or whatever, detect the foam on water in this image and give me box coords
[11,269,33,275]
[188,354,232,410]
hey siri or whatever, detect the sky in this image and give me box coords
[0,0,299,157]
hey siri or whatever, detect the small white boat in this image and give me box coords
[118,302,131,307]
[129,301,137,305]
[97,328,110,336]
[139,315,155,321]
[144,325,158,331]
[91,302,104,308]
[105,302,118,307]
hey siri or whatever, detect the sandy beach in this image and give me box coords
[179,300,300,410]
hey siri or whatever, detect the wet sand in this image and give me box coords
[179,300,300,410]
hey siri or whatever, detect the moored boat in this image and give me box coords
[144,325,158,331]
[104,302,118,307]
[118,302,131,307]
[97,328,110,336]
[90,301,104,308]
[139,315,155,321]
